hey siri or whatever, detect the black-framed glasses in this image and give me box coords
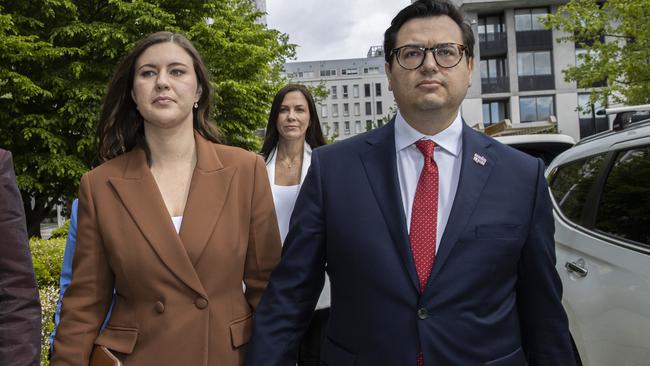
[390,43,467,70]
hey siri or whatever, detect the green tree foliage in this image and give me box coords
[0,0,295,236]
[545,0,650,106]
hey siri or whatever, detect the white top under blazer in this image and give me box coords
[266,142,331,310]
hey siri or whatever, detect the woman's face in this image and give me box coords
[276,91,310,142]
[131,42,201,130]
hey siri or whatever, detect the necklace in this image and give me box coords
[283,159,298,169]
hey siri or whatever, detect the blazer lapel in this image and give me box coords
[426,123,496,287]
[179,132,235,265]
[108,147,207,297]
[360,120,420,292]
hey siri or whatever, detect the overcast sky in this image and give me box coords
[265,0,411,62]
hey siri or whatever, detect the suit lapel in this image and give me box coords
[426,123,496,288]
[179,132,235,265]
[360,120,420,292]
[108,145,207,298]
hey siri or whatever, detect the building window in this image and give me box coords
[355,121,362,134]
[478,15,505,42]
[343,103,350,117]
[514,8,549,31]
[377,119,384,127]
[353,84,359,98]
[342,68,358,75]
[354,103,360,116]
[322,122,329,136]
[376,101,383,115]
[482,100,509,126]
[321,104,328,118]
[517,51,552,76]
[365,102,372,115]
[332,104,339,117]
[519,95,554,122]
[320,69,337,77]
[364,84,371,97]
[344,121,350,135]
[375,83,382,97]
[343,85,349,98]
[331,86,338,99]
[366,120,373,131]
[363,66,380,74]
[481,58,508,79]
[333,122,339,136]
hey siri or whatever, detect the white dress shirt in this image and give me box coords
[394,110,463,251]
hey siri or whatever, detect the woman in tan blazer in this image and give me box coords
[50,31,281,366]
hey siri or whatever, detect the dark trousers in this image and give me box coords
[297,308,330,366]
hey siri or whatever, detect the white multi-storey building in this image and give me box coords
[253,0,267,24]
[282,47,397,141]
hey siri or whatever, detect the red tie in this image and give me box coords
[410,140,438,366]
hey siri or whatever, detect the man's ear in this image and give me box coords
[385,62,393,91]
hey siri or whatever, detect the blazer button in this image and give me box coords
[195,298,208,309]
[155,301,165,314]
[417,307,428,320]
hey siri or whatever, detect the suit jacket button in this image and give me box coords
[417,307,428,320]
[155,301,165,314]
[195,298,208,309]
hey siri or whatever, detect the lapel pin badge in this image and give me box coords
[473,153,487,166]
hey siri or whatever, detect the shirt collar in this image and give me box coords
[394,110,463,157]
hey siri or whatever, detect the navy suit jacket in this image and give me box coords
[246,120,575,366]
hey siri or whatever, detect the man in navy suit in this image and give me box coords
[246,1,575,365]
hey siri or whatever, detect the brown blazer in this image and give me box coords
[51,133,281,366]
[0,149,41,366]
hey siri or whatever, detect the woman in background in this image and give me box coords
[51,31,281,365]
[260,84,327,366]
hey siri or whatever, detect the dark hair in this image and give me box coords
[383,0,475,66]
[260,84,326,160]
[97,31,219,163]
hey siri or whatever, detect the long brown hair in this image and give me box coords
[97,31,219,163]
[260,84,326,160]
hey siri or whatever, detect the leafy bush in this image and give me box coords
[30,238,66,287]
[30,238,66,364]
[39,285,59,365]
[49,220,70,239]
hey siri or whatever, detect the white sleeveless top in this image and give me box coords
[270,184,301,242]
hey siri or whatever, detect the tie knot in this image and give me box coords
[415,139,435,159]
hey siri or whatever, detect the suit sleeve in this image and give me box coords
[245,150,327,366]
[517,159,575,365]
[51,173,115,365]
[243,155,282,309]
[0,150,41,366]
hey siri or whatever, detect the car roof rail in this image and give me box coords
[596,104,650,131]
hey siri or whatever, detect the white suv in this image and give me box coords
[545,107,650,365]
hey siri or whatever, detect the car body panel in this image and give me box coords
[546,120,650,366]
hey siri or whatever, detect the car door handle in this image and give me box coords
[565,259,588,278]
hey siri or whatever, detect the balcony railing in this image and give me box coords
[518,75,555,91]
[516,30,553,51]
[479,32,507,57]
[481,76,510,94]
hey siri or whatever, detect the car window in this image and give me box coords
[594,146,650,246]
[550,154,607,223]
